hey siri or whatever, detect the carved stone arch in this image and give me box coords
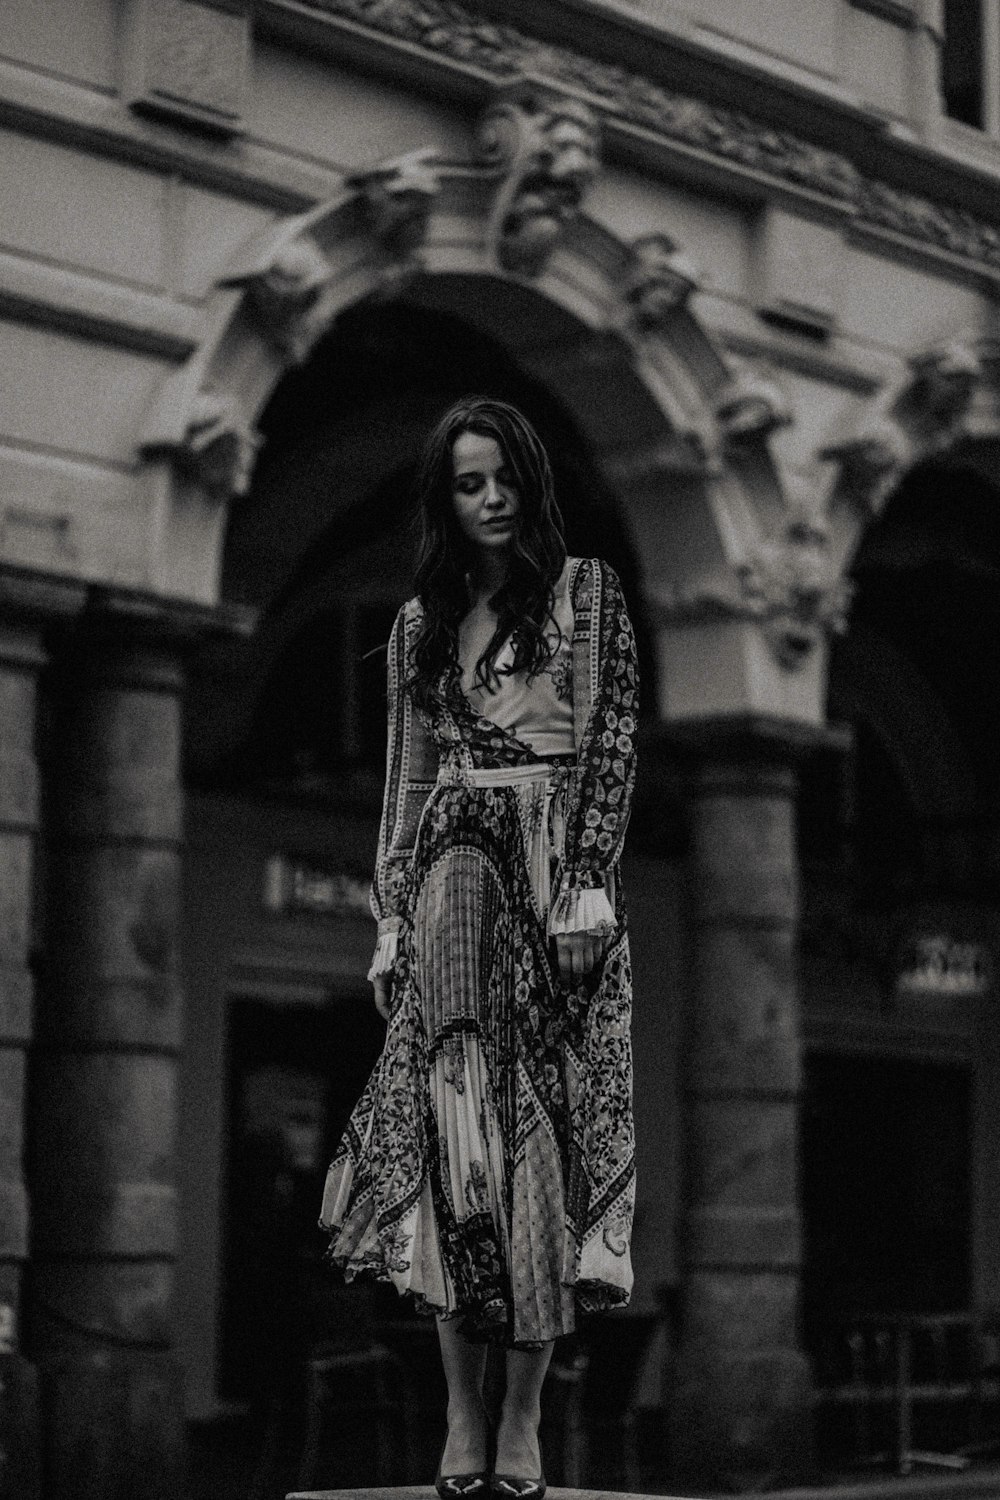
[138,81,843,727]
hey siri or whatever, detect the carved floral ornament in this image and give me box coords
[623,234,700,331]
[737,499,852,671]
[293,0,1000,278]
[716,367,793,444]
[140,387,262,500]
[228,237,336,365]
[651,490,852,674]
[346,148,442,268]
[820,337,986,516]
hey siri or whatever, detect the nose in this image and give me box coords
[483,477,506,509]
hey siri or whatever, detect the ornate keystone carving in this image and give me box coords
[236,238,335,364]
[478,83,600,276]
[347,148,441,270]
[624,233,700,330]
[290,0,1000,277]
[142,391,261,499]
[717,369,793,443]
[737,501,851,669]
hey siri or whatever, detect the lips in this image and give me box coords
[483,516,515,529]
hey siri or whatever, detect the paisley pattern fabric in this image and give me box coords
[319,559,638,1346]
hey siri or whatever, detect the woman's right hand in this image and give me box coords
[372,974,393,1022]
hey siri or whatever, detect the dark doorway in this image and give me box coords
[802,1052,972,1324]
[218,994,385,1404]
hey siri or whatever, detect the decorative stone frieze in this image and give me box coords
[478,82,600,276]
[737,501,852,670]
[294,0,1000,277]
[121,0,250,136]
[233,238,335,364]
[347,148,441,273]
[142,390,261,499]
[624,233,700,330]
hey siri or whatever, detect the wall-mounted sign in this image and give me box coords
[894,935,991,999]
[263,854,371,920]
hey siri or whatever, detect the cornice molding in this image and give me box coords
[272,0,1000,279]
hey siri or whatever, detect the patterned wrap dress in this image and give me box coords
[319,557,638,1346]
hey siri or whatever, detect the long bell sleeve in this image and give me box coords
[367,601,438,980]
[548,560,639,941]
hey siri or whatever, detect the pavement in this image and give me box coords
[286,1469,1000,1500]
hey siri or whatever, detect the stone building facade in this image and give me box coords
[3,1,1000,1494]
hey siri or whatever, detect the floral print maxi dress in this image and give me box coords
[319,558,638,1346]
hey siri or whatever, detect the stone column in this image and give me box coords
[26,588,248,1500]
[668,718,817,1492]
[0,566,83,1498]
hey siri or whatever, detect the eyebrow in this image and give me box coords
[453,460,512,479]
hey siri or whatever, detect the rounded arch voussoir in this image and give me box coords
[137,82,848,728]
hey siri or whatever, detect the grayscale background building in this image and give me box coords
[2,2,1000,1496]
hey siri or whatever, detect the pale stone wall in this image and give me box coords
[4,0,1000,1453]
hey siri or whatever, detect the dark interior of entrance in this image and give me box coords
[219,994,385,1404]
[802,1051,971,1321]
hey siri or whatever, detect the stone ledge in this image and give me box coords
[287,1491,675,1500]
[287,1470,1000,1500]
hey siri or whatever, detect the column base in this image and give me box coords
[668,1346,814,1493]
[38,1348,185,1500]
[0,1351,42,1500]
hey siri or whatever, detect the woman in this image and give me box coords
[320,397,637,1499]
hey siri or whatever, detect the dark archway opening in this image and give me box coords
[186,285,654,803]
[800,459,1000,1462]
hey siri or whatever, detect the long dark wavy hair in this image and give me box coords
[406,397,567,710]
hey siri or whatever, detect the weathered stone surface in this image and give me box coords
[669,1345,813,1492]
[28,634,186,1500]
[689,764,799,927]
[39,1348,185,1500]
[0,624,44,1347]
[689,925,800,1089]
[670,731,812,1489]
[0,1350,42,1500]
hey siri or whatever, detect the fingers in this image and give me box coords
[554,933,605,982]
[371,975,392,1021]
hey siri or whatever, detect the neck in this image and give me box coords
[467,548,512,603]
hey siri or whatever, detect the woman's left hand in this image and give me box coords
[554,932,605,982]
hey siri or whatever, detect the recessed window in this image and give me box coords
[941,0,999,135]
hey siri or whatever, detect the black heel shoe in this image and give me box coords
[435,1434,490,1499]
[492,1435,545,1500]
[492,1475,546,1500]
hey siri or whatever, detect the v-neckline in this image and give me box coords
[442,661,538,759]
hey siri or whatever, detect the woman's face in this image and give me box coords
[450,430,520,554]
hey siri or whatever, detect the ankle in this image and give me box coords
[499,1397,541,1429]
[446,1397,487,1427]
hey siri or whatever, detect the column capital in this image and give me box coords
[82,583,256,653]
[0,562,87,635]
[0,564,257,660]
[664,712,852,767]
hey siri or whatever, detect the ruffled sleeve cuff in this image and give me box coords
[548,885,617,939]
[367,915,401,981]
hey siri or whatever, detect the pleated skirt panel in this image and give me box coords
[320,772,635,1347]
